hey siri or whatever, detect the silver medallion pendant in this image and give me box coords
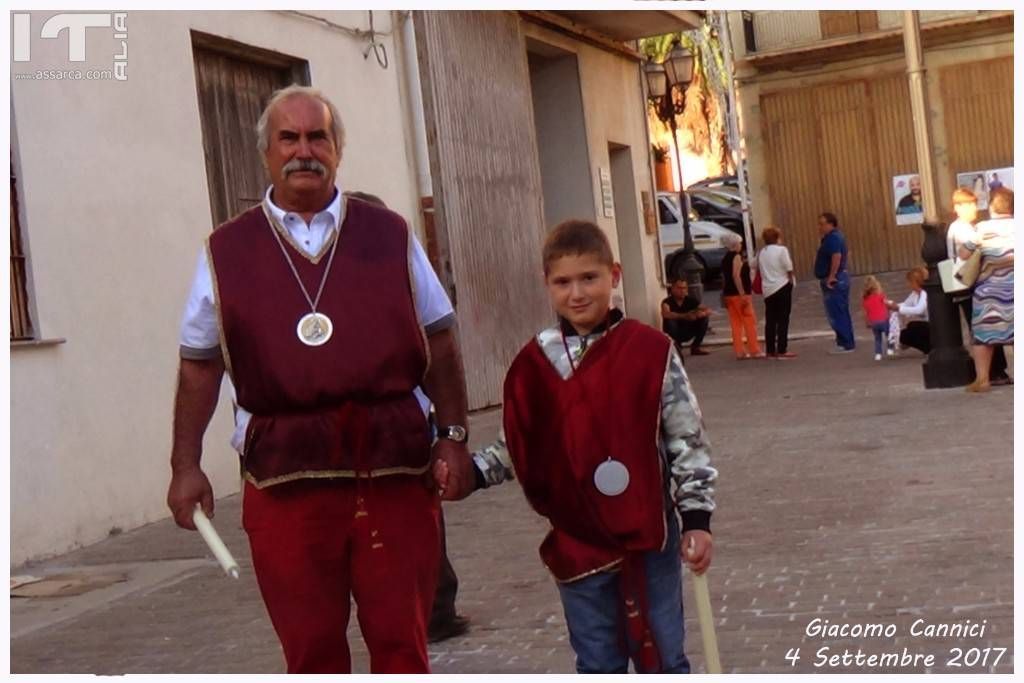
[594,458,630,496]
[297,312,333,346]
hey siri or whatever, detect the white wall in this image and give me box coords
[10,10,420,564]
[522,22,664,325]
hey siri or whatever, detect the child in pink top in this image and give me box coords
[862,276,891,361]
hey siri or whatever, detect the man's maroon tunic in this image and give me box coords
[207,197,431,487]
[206,196,441,673]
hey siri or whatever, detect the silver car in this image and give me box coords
[657,192,734,282]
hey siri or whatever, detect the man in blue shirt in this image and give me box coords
[814,212,855,352]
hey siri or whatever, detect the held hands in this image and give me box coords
[682,530,713,575]
[431,439,474,501]
[167,466,214,530]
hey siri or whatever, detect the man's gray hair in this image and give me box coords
[256,84,345,156]
[721,231,743,250]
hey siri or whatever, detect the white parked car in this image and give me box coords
[657,191,734,283]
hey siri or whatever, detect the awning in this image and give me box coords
[520,10,705,60]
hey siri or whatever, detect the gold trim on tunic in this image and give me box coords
[205,238,235,383]
[242,464,432,490]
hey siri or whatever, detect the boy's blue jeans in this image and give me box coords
[557,513,691,674]
[870,321,888,355]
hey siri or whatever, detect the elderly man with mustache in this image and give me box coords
[168,85,474,673]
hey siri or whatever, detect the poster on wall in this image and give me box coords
[893,173,923,226]
[986,167,1014,193]
[955,167,1014,211]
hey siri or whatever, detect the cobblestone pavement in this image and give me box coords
[11,273,1013,674]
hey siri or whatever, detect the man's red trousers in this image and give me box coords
[242,475,440,673]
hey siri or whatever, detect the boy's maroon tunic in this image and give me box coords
[207,197,431,487]
[503,318,673,671]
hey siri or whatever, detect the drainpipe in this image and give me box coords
[902,11,938,223]
[902,10,973,388]
[717,10,755,260]
[399,11,432,199]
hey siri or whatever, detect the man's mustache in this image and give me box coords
[283,158,327,177]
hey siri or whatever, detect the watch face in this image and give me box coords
[445,425,468,442]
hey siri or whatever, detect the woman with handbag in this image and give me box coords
[959,187,1015,393]
[753,226,796,359]
[721,232,763,360]
[946,188,1009,383]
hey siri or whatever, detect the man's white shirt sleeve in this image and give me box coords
[410,232,455,333]
[179,248,221,358]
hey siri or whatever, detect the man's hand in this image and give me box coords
[682,529,713,575]
[433,439,474,501]
[826,277,837,289]
[167,466,214,530]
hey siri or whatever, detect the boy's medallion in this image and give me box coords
[594,458,629,496]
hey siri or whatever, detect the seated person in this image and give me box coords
[886,267,930,354]
[661,279,711,356]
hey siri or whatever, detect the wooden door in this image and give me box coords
[761,89,821,278]
[415,11,551,410]
[820,11,878,39]
[761,74,921,278]
[191,33,308,227]
[815,81,884,274]
[940,56,1014,177]
[867,74,924,270]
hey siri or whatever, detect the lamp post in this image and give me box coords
[645,40,705,301]
[902,10,974,388]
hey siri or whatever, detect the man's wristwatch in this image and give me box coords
[438,425,469,443]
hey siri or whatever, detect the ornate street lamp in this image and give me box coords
[645,40,705,299]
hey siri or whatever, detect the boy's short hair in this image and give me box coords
[542,220,614,274]
[762,226,781,245]
[952,188,976,205]
[989,187,1014,216]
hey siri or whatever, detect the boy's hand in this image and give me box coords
[682,530,713,575]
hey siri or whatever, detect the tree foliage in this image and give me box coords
[641,18,731,174]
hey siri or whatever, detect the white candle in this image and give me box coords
[193,505,240,579]
[688,537,722,673]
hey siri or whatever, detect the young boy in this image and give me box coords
[469,219,717,673]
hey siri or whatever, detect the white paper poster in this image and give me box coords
[955,167,1014,211]
[893,173,923,226]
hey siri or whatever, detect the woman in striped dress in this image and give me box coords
[960,187,1014,393]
